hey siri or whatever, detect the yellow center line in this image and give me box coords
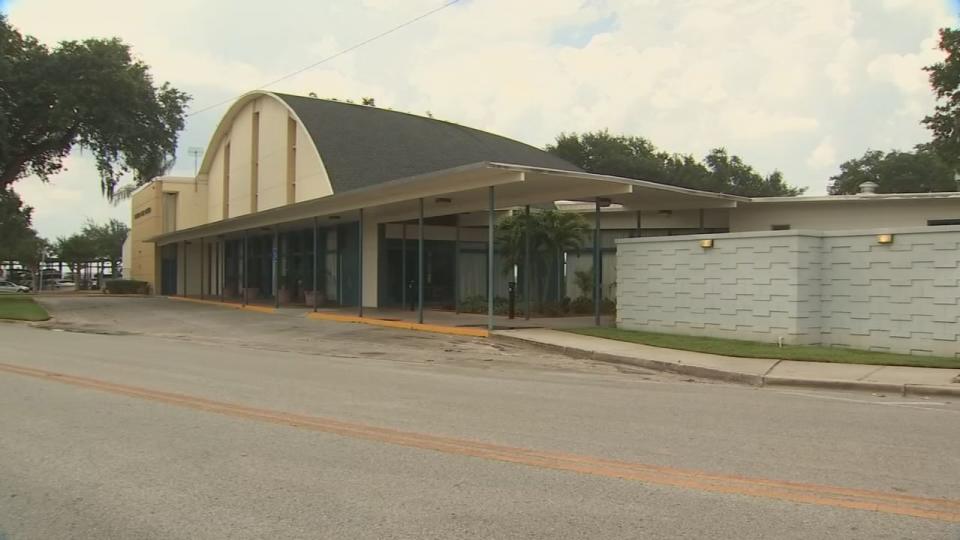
[1,361,957,523]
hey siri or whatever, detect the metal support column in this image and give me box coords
[487,186,495,331]
[594,199,601,326]
[401,223,407,310]
[217,239,223,302]
[242,232,248,307]
[636,210,642,237]
[358,208,364,318]
[199,238,205,300]
[312,218,318,312]
[698,208,705,233]
[454,216,460,314]
[524,205,531,320]
[273,230,279,308]
[417,199,424,324]
[182,242,188,297]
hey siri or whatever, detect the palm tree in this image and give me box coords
[110,153,176,205]
[496,209,590,310]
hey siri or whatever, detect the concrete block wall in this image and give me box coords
[819,228,960,356]
[617,231,823,344]
[616,226,960,357]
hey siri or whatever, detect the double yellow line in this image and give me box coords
[1,361,957,523]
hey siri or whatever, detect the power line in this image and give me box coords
[187,0,461,117]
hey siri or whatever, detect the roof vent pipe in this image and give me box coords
[858,181,879,195]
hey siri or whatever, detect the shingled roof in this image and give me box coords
[274,93,582,193]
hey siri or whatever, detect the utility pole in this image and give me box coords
[188,147,204,175]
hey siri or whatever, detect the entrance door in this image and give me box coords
[160,244,178,295]
[382,239,455,309]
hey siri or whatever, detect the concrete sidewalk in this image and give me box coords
[493,328,960,397]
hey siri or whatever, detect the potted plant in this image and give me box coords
[303,270,331,306]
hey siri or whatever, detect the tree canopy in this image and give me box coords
[52,218,129,264]
[828,148,957,195]
[0,16,190,198]
[546,131,804,197]
[923,27,960,166]
[0,188,46,264]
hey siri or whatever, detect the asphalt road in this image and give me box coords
[1,297,958,539]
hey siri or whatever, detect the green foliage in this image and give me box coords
[568,327,959,369]
[0,188,49,269]
[569,296,593,315]
[458,295,511,316]
[104,279,149,295]
[0,189,32,247]
[0,188,35,259]
[828,148,957,194]
[574,269,593,299]
[0,15,190,198]
[81,219,129,261]
[53,234,97,269]
[923,27,960,166]
[546,131,804,197]
[0,295,49,321]
[51,218,128,271]
[496,209,590,308]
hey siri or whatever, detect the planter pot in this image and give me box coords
[303,290,326,306]
[241,287,259,299]
[278,287,293,304]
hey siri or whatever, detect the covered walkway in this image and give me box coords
[151,162,740,331]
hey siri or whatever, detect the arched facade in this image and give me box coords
[199,91,335,223]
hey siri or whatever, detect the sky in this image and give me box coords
[5,0,958,239]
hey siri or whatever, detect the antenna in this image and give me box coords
[188,147,204,175]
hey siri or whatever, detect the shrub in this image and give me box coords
[539,301,566,317]
[104,279,149,295]
[458,295,512,315]
[570,296,593,314]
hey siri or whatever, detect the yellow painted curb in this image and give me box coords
[167,295,277,314]
[305,312,489,338]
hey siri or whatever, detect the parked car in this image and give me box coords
[54,279,76,289]
[0,280,30,293]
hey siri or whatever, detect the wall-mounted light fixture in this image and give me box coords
[434,197,452,204]
[699,239,714,249]
[877,233,894,245]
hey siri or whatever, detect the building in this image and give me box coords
[129,90,960,349]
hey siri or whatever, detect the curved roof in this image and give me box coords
[272,92,581,193]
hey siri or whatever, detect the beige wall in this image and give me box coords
[730,199,960,232]
[129,183,162,291]
[162,181,209,231]
[201,94,334,223]
[128,178,209,294]
[206,146,225,221]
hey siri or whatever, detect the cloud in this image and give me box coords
[13,155,128,240]
[5,0,958,240]
[807,136,838,170]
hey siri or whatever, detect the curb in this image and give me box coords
[493,333,763,385]
[493,334,960,397]
[306,312,489,338]
[166,295,277,314]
